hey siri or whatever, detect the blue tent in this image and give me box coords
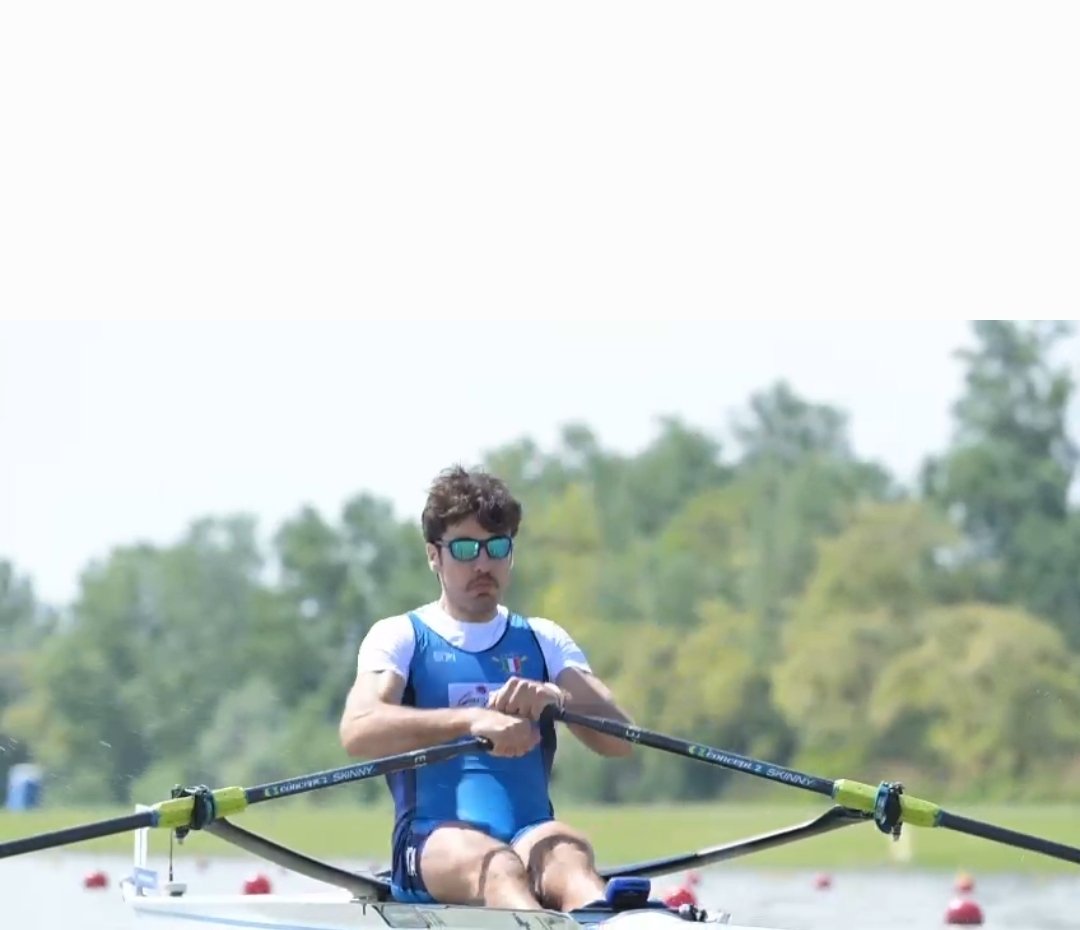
[5,763,43,810]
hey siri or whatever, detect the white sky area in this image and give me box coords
[1,3,1078,603]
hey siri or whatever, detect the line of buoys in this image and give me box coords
[945,871,983,925]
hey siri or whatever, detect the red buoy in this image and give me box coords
[242,873,272,895]
[954,872,975,893]
[814,873,832,890]
[945,897,984,925]
[662,886,697,908]
[82,869,108,890]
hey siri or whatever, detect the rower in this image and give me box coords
[339,466,635,912]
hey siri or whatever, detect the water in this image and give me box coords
[1,853,1075,930]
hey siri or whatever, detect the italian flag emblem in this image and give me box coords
[497,655,527,675]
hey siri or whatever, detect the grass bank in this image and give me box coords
[3,802,1078,873]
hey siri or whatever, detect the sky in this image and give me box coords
[2,3,1077,321]
[3,319,1077,607]
[2,4,1079,602]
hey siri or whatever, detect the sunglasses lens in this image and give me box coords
[444,537,512,560]
[448,539,481,560]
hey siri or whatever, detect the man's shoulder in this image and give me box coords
[362,608,428,641]
[355,610,428,674]
[519,614,574,641]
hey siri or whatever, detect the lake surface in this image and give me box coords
[1,853,1075,930]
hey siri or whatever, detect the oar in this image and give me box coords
[552,708,1080,867]
[600,805,870,879]
[0,736,490,861]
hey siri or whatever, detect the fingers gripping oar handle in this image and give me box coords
[551,708,1080,867]
[0,736,492,861]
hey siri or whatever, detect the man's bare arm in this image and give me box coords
[555,667,634,757]
[339,670,477,758]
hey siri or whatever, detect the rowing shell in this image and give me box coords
[121,884,776,930]
[117,804,794,930]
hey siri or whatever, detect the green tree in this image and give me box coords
[870,603,1080,795]
[6,517,271,801]
[726,383,895,658]
[0,561,52,793]
[273,493,434,712]
[922,321,1079,645]
[771,502,957,774]
[605,416,728,539]
[732,380,853,468]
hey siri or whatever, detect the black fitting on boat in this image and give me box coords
[170,784,218,843]
[873,781,904,839]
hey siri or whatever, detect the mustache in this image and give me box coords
[468,574,499,589]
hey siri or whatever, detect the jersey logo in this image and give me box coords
[448,682,492,707]
[495,654,528,675]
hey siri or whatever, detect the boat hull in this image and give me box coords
[123,888,775,930]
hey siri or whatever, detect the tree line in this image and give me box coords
[2,320,1079,806]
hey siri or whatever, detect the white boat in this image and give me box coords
[123,890,740,930]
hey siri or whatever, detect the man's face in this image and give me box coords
[428,515,514,618]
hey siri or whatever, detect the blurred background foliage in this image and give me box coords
[3,321,1080,805]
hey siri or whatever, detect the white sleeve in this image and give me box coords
[356,615,415,678]
[528,617,593,680]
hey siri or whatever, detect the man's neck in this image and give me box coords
[438,592,500,624]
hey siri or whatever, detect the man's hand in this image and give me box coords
[486,676,564,722]
[467,708,541,757]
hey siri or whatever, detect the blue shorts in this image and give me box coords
[390,819,552,903]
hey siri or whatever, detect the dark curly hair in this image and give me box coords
[421,466,523,544]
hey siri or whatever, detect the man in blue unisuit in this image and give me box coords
[340,465,633,911]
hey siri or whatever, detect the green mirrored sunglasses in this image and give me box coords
[438,535,514,562]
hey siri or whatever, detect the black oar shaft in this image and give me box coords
[0,736,493,861]
[602,806,869,879]
[0,811,153,859]
[245,737,491,805]
[938,810,1080,865]
[557,708,836,797]
[557,709,1080,869]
